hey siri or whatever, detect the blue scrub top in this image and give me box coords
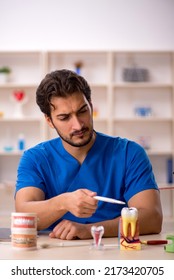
[16,132,158,230]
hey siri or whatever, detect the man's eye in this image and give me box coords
[59,116,69,121]
[79,108,88,114]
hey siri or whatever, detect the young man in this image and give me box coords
[15,69,163,240]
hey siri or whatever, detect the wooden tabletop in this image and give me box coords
[0,219,173,260]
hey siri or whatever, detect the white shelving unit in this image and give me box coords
[111,52,174,187]
[0,50,174,217]
[0,51,45,182]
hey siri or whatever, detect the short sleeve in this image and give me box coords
[124,141,158,201]
[16,149,46,193]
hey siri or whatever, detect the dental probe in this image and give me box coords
[94,196,126,205]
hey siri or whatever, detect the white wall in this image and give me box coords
[0,0,174,51]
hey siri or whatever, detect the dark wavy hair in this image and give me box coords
[36,69,91,117]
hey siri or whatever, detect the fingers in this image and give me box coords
[49,220,78,240]
[74,202,97,217]
[75,189,98,207]
[61,189,98,219]
[82,189,97,198]
[64,189,98,218]
[70,204,96,218]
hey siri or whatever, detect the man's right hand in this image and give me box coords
[62,189,98,218]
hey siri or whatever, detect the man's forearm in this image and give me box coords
[92,217,120,237]
[15,195,68,230]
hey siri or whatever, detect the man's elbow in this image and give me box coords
[140,209,163,235]
[150,210,163,234]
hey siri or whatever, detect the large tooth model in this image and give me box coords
[119,207,141,250]
[121,207,138,238]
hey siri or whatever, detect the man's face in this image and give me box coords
[45,92,94,148]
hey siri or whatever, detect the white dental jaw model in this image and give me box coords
[121,207,138,238]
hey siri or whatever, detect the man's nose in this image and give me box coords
[71,116,83,130]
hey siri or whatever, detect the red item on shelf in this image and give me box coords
[13,91,25,101]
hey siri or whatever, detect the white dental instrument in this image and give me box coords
[93,196,125,205]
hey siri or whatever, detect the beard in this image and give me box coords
[54,126,94,147]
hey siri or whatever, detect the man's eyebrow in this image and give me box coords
[77,104,88,112]
[56,104,88,118]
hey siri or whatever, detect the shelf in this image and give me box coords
[0,117,42,122]
[147,150,173,156]
[93,117,108,122]
[159,184,174,190]
[0,150,23,156]
[113,83,173,88]
[90,83,108,88]
[0,83,38,89]
[113,117,173,122]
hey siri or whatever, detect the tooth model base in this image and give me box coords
[119,218,141,250]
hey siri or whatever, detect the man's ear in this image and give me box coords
[45,115,54,129]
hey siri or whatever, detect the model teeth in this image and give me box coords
[121,207,138,237]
